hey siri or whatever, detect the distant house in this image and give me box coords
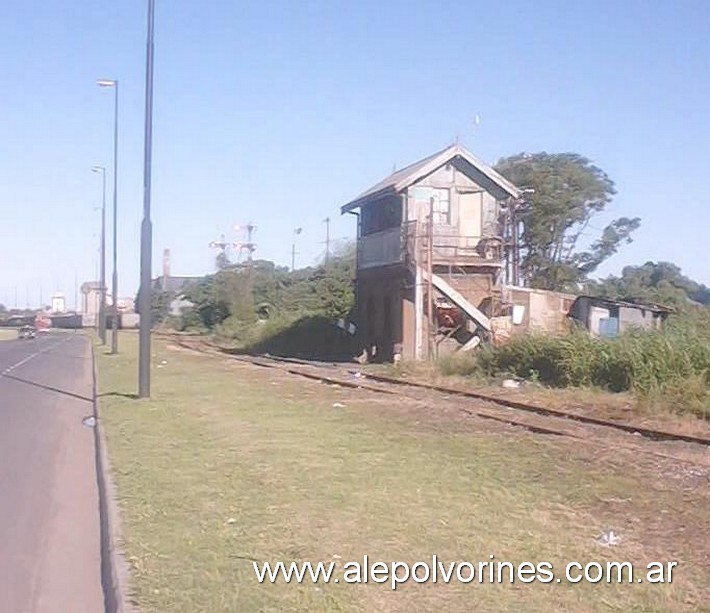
[341,143,524,361]
[80,281,102,316]
[50,293,66,313]
[568,295,672,338]
[151,275,200,317]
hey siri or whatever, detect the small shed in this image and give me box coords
[568,296,672,338]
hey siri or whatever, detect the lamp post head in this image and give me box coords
[96,79,117,87]
[91,166,105,174]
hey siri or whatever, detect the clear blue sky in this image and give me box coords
[1,0,708,308]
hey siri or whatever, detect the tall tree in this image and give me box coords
[495,153,640,290]
[588,261,710,306]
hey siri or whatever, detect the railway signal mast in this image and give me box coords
[233,223,256,263]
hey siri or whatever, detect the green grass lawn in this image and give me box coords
[97,333,709,612]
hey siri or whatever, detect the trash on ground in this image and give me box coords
[81,416,97,428]
[502,379,521,389]
[332,402,345,408]
[597,530,621,546]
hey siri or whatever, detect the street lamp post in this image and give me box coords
[91,166,107,344]
[97,78,119,354]
[138,0,156,398]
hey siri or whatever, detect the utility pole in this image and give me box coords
[291,227,302,272]
[233,223,256,264]
[92,166,107,343]
[427,197,435,359]
[234,223,257,307]
[97,77,120,354]
[512,205,520,286]
[244,223,256,263]
[323,217,331,267]
[138,0,156,398]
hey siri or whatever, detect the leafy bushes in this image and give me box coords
[172,246,356,358]
[440,308,710,417]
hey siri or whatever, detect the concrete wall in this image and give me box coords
[569,298,666,336]
[438,270,499,313]
[491,287,576,343]
[356,266,408,361]
[618,306,660,333]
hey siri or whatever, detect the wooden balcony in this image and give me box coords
[357,222,504,270]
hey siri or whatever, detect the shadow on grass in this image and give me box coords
[98,391,140,400]
[225,314,357,363]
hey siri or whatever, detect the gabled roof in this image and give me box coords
[341,143,521,213]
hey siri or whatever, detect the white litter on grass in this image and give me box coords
[597,530,621,547]
[226,518,236,525]
[502,379,521,389]
[332,402,345,408]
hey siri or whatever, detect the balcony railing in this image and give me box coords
[358,222,503,269]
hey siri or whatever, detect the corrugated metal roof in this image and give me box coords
[573,295,674,314]
[341,143,521,213]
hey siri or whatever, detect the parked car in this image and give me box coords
[18,325,36,340]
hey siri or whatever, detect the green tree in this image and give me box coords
[180,244,355,338]
[495,152,640,290]
[587,261,710,306]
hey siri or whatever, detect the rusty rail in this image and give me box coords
[158,333,710,450]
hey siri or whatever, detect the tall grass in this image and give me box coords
[440,308,710,417]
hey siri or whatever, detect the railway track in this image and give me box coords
[160,333,710,467]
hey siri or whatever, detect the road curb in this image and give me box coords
[91,343,136,613]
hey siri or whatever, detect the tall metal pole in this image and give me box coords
[109,82,120,354]
[427,198,435,359]
[101,167,107,343]
[291,227,301,272]
[324,217,330,267]
[138,0,156,398]
[93,166,107,344]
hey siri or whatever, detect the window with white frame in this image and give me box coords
[409,186,452,224]
[431,187,451,225]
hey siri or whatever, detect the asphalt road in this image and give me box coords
[0,332,104,612]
